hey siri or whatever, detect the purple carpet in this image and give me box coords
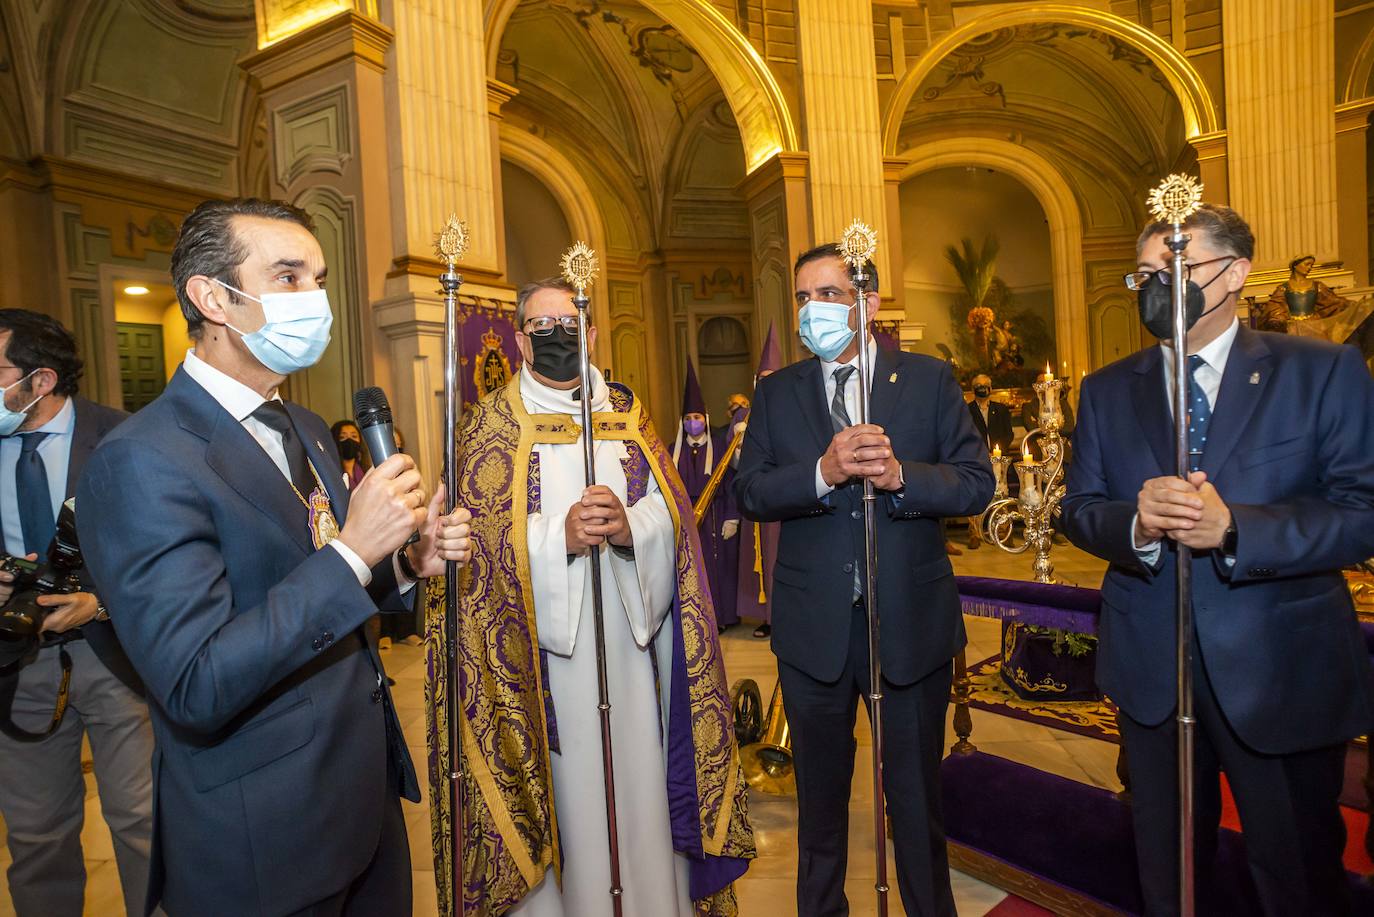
[941,751,1374,915]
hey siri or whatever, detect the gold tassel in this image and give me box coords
[753,523,766,604]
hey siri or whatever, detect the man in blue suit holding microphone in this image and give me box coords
[77,198,472,916]
[1062,203,1374,915]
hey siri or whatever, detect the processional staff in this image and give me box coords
[840,219,890,917]
[560,241,625,916]
[1146,174,1206,917]
[435,214,469,917]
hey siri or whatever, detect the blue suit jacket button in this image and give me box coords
[843,562,854,574]
[312,636,325,652]
[323,631,335,645]
[851,510,862,520]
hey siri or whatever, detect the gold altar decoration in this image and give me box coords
[559,240,599,292]
[435,214,470,266]
[839,219,878,268]
[979,365,1069,584]
[1147,173,1204,224]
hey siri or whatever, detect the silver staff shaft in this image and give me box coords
[1167,227,1196,917]
[440,266,466,917]
[852,270,889,916]
[573,291,625,915]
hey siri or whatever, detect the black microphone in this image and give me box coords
[353,386,420,546]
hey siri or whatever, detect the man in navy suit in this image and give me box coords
[76,198,472,916]
[735,244,993,916]
[0,309,152,916]
[1062,204,1374,915]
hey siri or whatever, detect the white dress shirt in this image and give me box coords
[0,396,75,557]
[182,350,412,590]
[815,336,899,498]
[1133,319,1239,564]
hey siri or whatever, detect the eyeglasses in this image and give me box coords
[523,315,581,336]
[1123,256,1235,292]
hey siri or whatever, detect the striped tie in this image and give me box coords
[831,366,855,433]
[1186,354,1212,473]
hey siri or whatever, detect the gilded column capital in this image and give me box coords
[241,10,393,93]
[487,78,520,117]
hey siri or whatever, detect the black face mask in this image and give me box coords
[973,386,990,398]
[337,439,361,461]
[1137,263,1231,341]
[529,327,580,383]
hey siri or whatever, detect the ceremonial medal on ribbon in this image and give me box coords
[308,487,339,550]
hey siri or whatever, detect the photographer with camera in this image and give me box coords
[0,309,153,917]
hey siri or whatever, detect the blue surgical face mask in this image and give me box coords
[214,279,333,375]
[798,300,855,362]
[0,370,40,437]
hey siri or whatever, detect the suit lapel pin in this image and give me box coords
[889,372,897,383]
[316,440,325,451]
[1249,372,1260,385]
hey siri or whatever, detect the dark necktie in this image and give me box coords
[830,366,863,599]
[250,401,317,499]
[830,366,856,433]
[1186,354,1212,473]
[16,432,55,558]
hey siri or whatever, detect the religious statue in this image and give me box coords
[1256,255,1351,331]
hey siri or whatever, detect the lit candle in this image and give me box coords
[1021,441,1034,464]
[1045,362,1054,383]
[992,444,1001,458]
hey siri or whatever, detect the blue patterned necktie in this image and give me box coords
[1186,354,1212,473]
[16,431,55,558]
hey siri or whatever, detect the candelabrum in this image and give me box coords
[979,372,1068,584]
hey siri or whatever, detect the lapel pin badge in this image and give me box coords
[1249,372,1260,385]
[888,372,897,383]
[316,440,325,451]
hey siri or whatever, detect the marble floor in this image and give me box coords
[0,538,1111,916]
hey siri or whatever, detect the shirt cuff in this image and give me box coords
[815,459,834,499]
[1129,512,1163,567]
[329,540,373,587]
[393,552,417,594]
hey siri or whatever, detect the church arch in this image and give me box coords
[1344,26,1374,103]
[485,0,797,172]
[882,5,1221,156]
[895,137,1089,379]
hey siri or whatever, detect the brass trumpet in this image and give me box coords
[736,679,795,796]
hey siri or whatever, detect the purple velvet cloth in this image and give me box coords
[956,575,1101,634]
[941,751,1374,915]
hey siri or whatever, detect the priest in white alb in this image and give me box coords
[422,277,754,917]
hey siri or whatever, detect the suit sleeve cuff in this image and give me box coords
[329,540,373,587]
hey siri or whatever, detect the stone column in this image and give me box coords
[1222,0,1337,268]
[241,9,396,424]
[371,0,511,484]
[737,152,810,365]
[1335,101,1373,287]
[795,0,888,280]
[1189,132,1229,206]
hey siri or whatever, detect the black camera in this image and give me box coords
[0,499,84,669]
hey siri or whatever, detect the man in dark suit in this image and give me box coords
[76,198,472,916]
[966,373,1014,453]
[0,309,152,916]
[735,243,994,916]
[1062,203,1374,915]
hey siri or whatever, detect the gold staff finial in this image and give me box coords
[559,241,599,292]
[434,214,470,268]
[1147,174,1204,225]
[839,219,878,270]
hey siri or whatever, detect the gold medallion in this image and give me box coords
[308,487,340,550]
